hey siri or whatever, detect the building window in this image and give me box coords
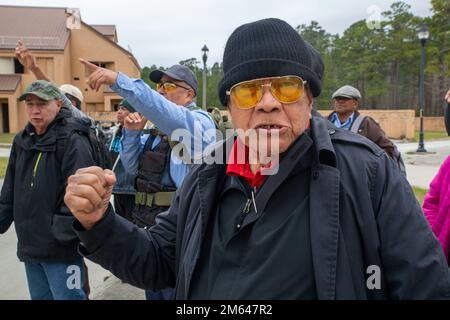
[83,62,115,80]
[0,57,14,74]
[83,62,115,77]
[95,62,114,69]
[87,62,114,71]
[112,99,122,112]
[94,62,107,68]
[1,102,10,133]
[0,58,25,74]
[14,58,24,74]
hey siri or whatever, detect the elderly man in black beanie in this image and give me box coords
[64,18,450,299]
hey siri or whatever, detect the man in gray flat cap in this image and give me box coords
[328,85,404,172]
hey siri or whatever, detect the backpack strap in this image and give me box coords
[55,118,72,165]
[56,134,68,165]
[55,117,95,165]
[350,114,366,133]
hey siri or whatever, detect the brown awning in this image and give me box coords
[0,75,21,92]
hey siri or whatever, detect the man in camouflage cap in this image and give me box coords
[18,80,64,135]
[0,80,96,300]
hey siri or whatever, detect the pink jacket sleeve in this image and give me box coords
[423,155,450,226]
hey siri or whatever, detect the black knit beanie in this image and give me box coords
[218,18,324,106]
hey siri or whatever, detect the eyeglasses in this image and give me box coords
[226,76,307,109]
[156,81,191,93]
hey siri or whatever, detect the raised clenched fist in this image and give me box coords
[64,166,116,230]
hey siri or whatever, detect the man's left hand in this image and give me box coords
[124,112,147,131]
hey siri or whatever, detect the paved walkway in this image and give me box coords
[0,223,125,300]
[398,140,450,189]
[0,148,11,158]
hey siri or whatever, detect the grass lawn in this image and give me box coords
[0,133,15,145]
[0,157,8,178]
[413,131,449,142]
[413,186,429,205]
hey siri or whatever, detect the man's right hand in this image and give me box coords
[124,112,147,131]
[64,167,116,231]
[15,40,37,70]
[80,58,118,92]
[445,90,450,104]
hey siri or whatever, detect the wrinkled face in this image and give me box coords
[25,95,62,135]
[334,96,358,115]
[157,75,195,106]
[117,106,130,125]
[228,78,312,156]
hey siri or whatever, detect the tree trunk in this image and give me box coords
[389,59,399,109]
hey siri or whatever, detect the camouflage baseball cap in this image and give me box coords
[119,99,136,113]
[18,80,63,102]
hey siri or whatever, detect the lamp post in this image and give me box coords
[201,45,209,110]
[416,24,429,153]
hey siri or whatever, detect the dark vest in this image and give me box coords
[133,134,176,228]
[133,104,200,228]
[136,134,176,194]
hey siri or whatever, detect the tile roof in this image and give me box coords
[0,5,70,50]
[0,6,140,70]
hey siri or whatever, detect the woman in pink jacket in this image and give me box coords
[423,90,450,262]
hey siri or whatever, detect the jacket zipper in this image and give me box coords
[236,187,258,230]
[251,187,258,213]
[30,152,42,188]
[242,199,252,214]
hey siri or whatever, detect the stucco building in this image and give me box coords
[0,5,140,133]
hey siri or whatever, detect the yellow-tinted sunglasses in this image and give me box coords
[156,81,191,93]
[226,75,307,109]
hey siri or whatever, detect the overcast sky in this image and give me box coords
[0,0,433,68]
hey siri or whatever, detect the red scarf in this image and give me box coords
[226,138,269,188]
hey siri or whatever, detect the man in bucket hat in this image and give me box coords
[0,80,96,299]
[66,18,450,299]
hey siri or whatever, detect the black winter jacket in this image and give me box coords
[75,116,450,299]
[0,107,95,261]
